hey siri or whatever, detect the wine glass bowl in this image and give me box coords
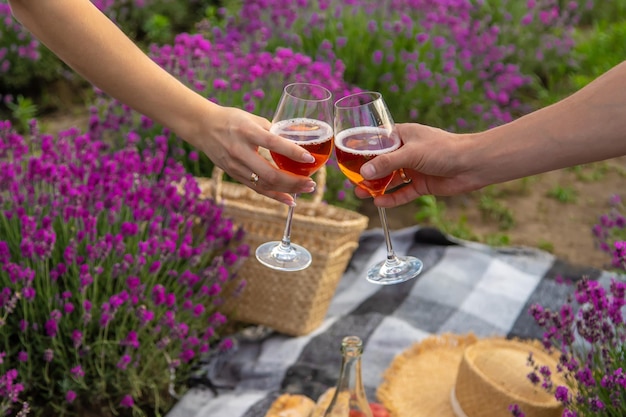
[269,118,334,176]
[255,83,334,272]
[334,126,400,196]
[334,91,423,285]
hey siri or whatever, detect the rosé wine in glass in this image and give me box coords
[334,91,423,285]
[334,126,400,197]
[270,118,334,176]
[255,83,334,272]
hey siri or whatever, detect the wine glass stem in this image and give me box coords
[378,206,396,261]
[280,193,298,247]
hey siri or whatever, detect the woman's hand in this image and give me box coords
[188,105,318,206]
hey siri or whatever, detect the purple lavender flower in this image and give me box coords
[527,276,626,415]
[117,354,132,371]
[0,242,10,264]
[120,394,135,408]
[65,390,76,404]
[70,365,84,379]
[122,331,140,349]
[508,404,525,417]
[0,118,247,413]
[554,386,570,404]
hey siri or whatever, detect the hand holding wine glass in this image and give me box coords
[334,91,423,285]
[255,82,334,271]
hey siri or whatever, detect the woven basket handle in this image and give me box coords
[211,164,327,204]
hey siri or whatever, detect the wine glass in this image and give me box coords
[334,91,423,285]
[255,82,334,271]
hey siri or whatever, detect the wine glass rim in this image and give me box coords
[283,82,332,102]
[334,91,383,109]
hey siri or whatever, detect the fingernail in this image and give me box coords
[361,164,376,178]
[282,198,296,207]
[302,153,316,163]
[301,181,316,193]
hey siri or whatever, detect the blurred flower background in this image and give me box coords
[2,0,626,415]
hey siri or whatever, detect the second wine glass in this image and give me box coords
[255,82,334,271]
[334,91,423,285]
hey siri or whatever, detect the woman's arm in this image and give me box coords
[8,0,317,205]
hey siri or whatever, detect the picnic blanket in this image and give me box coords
[167,225,615,417]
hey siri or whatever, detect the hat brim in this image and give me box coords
[377,333,479,417]
[377,334,566,417]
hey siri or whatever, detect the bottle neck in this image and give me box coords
[332,341,373,417]
[337,353,366,397]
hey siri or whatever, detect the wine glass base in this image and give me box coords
[255,241,313,272]
[366,256,423,285]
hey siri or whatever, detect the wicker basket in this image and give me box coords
[197,166,368,336]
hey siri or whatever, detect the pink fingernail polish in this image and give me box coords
[302,153,316,163]
[301,181,316,193]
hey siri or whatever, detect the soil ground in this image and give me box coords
[360,156,626,270]
[41,111,625,271]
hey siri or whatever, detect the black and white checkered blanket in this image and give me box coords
[167,226,615,417]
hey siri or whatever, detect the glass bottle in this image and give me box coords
[323,335,373,417]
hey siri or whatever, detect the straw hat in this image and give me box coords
[377,334,565,417]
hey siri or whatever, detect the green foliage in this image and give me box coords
[5,95,37,133]
[142,13,174,44]
[414,194,517,244]
[414,195,446,224]
[571,19,626,90]
[484,233,510,247]
[567,162,609,182]
[578,0,626,26]
[414,195,478,241]
[438,216,477,242]
[0,48,67,111]
[537,239,555,253]
[547,185,578,203]
[513,177,535,196]
[478,194,515,230]
[102,0,222,45]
